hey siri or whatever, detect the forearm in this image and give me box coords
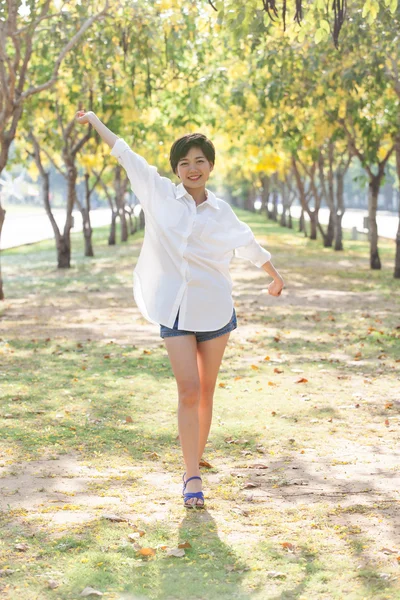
[87,112,119,149]
[261,260,283,281]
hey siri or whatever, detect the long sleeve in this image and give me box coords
[110,138,158,209]
[227,207,272,267]
[234,237,271,267]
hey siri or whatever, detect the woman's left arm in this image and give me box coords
[228,209,284,297]
[260,259,284,297]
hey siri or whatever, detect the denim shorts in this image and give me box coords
[160,307,237,343]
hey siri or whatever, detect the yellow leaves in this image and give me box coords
[377,137,394,161]
[27,161,40,182]
[362,0,380,22]
[156,0,179,10]
[314,20,330,44]
[79,155,99,169]
[338,100,347,119]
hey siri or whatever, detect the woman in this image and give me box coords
[76,110,284,508]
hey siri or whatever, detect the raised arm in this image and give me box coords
[75,110,118,148]
[75,110,167,210]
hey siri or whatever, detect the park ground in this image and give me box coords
[0,209,399,600]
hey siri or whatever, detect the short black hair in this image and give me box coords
[169,133,215,175]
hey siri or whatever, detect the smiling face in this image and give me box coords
[176,146,214,189]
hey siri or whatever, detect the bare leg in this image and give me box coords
[164,334,203,506]
[197,332,231,461]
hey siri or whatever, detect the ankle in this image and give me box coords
[185,470,201,479]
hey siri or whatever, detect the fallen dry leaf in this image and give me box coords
[14,543,28,552]
[295,378,308,384]
[267,570,287,579]
[137,547,156,557]
[80,587,103,597]
[251,365,259,370]
[199,459,213,468]
[125,416,133,423]
[281,542,295,552]
[102,514,128,523]
[178,541,192,549]
[166,548,185,558]
[231,506,249,517]
[274,368,284,374]
[147,452,160,459]
[264,355,270,361]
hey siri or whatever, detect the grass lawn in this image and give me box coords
[0,208,399,600]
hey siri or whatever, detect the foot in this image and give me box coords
[183,474,204,508]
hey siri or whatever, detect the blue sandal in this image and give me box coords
[182,475,205,509]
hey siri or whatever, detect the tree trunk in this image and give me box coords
[368,175,381,270]
[272,184,278,221]
[82,208,94,257]
[260,174,270,217]
[60,164,78,268]
[334,213,344,251]
[309,211,317,240]
[279,181,287,226]
[395,209,400,278]
[394,141,400,278]
[0,135,15,300]
[82,174,94,257]
[325,211,335,247]
[139,209,145,230]
[57,234,71,269]
[109,210,118,245]
[0,205,6,300]
[115,166,128,242]
[334,169,346,251]
[288,209,293,229]
[128,209,137,235]
[299,209,305,233]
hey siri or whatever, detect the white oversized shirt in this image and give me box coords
[110,138,272,331]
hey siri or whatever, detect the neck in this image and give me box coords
[184,184,208,206]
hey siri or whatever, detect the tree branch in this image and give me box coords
[19,2,109,103]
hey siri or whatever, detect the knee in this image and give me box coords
[200,383,216,399]
[178,381,201,407]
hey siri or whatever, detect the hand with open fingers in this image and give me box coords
[75,110,92,124]
[268,277,284,297]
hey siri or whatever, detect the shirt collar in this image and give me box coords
[175,182,220,210]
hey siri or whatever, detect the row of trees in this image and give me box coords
[0,0,399,301]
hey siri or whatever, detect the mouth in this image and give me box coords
[187,175,202,181]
